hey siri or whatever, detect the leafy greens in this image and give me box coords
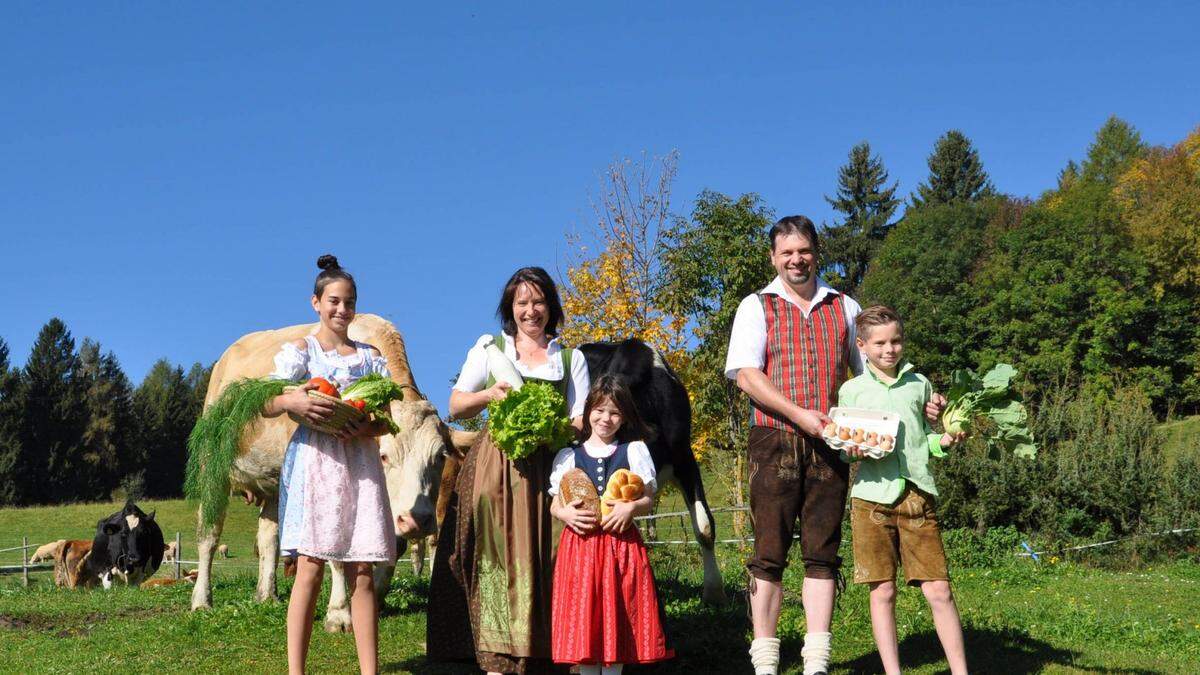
[487,381,575,460]
[941,363,1038,458]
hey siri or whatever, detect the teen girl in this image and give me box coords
[264,255,396,675]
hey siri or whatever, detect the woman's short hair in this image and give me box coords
[497,267,564,337]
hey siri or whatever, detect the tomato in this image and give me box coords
[347,399,367,411]
[307,377,339,397]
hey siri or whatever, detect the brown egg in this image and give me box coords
[880,438,894,452]
[838,427,851,441]
[851,429,865,443]
[823,422,838,437]
[865,431,879,445]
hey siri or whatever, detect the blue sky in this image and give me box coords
[3,3,1198,414]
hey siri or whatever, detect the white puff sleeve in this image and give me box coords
[626,440,658,496]
[369,351,391,378]
[565,349,590,419]
[270,342,309,381]
[451,335,492,394]
[547,446,577,497]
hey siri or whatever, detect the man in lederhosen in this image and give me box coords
[725,216,943,675]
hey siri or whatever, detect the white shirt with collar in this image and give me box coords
[452,332,590,419]
[723,275,865,380]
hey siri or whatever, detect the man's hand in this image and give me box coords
[925,392,947,426]
[789,407,833,438]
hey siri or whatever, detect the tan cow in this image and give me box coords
[30,540,64,564]
[189,314,475,632]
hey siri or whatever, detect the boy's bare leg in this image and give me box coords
[868,581,901,675]
[346,562,379,674]
[921,580,967,675]
[287,555,326,675]
[750,577,783,637]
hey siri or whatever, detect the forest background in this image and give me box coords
[3,117,1199,548]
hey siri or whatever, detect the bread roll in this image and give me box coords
[601,469,646,516]
[560,468,600,516]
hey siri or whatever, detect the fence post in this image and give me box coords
[174,532,181,581]
[22,536,29,588]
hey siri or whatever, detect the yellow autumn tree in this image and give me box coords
[1114,126,1200,297]
[559,152,697,453]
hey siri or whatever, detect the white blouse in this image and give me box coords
[270,337,390,389]
[547,440,657,497]
[452,332,590,419]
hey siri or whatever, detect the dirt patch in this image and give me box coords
[0,606,168,638]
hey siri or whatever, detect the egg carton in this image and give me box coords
[823,407,900,460]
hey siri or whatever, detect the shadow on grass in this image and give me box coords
[831,627,1162,675]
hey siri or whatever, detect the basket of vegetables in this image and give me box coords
[285,374,406,436]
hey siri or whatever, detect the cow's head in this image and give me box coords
[378,400,476,540]
[94,501,164,586]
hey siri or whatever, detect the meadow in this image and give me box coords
[2,496,1198,674]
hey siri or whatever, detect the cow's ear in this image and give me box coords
[148,510,156,521]
[103,522,121,536]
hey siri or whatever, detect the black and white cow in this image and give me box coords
[88,501,166,588]
[580,339,727,604]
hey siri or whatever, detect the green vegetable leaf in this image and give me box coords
[487,381,575,460]
[940,363,1038,458]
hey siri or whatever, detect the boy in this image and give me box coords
[838,305,968,675]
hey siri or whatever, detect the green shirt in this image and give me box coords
[837,361,945,505]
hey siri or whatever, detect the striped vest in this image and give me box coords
[752,292,850,431]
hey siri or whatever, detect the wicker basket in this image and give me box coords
[283,386,367,435]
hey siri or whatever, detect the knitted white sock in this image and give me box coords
[801,631,832,675]
[749,636,781,675]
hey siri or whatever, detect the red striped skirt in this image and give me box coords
[551,526,674,666]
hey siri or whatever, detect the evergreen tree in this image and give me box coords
[821,141,900,295]
[134,359,193,498]
[78,340,135,501]
[185,361,213,416]
[911,130,995,208]
[0,339,24,506]
[20,318,84,503]
[1081,116,1145,185]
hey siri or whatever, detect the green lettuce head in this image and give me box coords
[487,381,576,460]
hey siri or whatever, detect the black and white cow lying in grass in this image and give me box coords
[89,501,166,588]
[579,339,727,604]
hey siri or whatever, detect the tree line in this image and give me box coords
[561,116,1200,541]
[0,319,210,506]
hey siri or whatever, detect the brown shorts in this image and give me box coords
[746,426,849,583]
[851,488,949,586]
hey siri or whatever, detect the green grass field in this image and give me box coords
[1159,415,1200,465]
[3,499,1199,673]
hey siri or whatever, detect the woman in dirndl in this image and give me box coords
[427,266,590,674]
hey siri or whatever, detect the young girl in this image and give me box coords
[263,254,396,675]
[548,375,674,675]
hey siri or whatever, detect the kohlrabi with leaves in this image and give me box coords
[941,363,1037,458]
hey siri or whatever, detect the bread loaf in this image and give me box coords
[560,468,600,516]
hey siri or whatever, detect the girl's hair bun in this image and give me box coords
[317,254,341,271]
